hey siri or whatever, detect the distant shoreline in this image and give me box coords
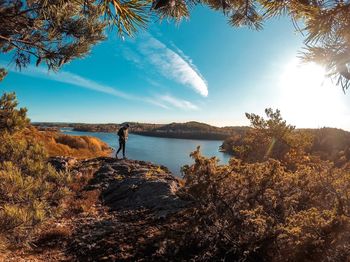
[34,121,248,141]
[131,131,227,141]
[63,129,231,141]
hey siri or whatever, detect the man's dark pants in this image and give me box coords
[116,139,126,157]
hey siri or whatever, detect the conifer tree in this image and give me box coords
[1,0,350,90]
[0,91,69,246]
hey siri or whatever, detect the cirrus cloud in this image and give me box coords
[124,33,209,97]
[2,62,199,111]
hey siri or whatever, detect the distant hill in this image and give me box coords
[308,127,350,165]
[133,121,248,140]
[33,122,163,133]
[221,127,350,166]
[34,121,249,140]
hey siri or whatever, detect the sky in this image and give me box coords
[1,6,349,130]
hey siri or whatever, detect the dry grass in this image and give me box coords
[21,126,112,159]
[63,190,101,216]
[34,224,72,249]
[61,167,101,217]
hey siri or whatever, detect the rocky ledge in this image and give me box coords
[43,157,190,261]
[81,157,187,218]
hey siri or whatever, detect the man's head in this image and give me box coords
[124,123,130,129]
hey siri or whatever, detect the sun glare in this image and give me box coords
[277,59,346,128]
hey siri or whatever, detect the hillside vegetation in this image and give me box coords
[0,93,72,249]
[34,122,163,133]
[0,92,112,254]
[2,93,350,261]
[36,121,248,140]
[171,109,350,260]
[221,125,350,168]
[132,121,248,140]
[22,127,111,159]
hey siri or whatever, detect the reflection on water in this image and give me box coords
[62,128,231,176]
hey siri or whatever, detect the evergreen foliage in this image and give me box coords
[1,1,350,90]
[179,149,350,261]
[0,92,70,247]
[0,0,106,69]
[176,110,350,261]
[223,108,313,169]
[222,112,350,169]
[0,92,29,134]
[0,68,7,81]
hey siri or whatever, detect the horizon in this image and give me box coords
[1,5,349,130]
[33,120,350,132]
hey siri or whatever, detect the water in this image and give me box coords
[61,128,231,176]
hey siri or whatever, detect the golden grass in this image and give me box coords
[21,127,112,159]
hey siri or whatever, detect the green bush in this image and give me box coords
[177,148,350,261]
[225,109,313,169]
[173,110,350,261]
[0,92,70,248]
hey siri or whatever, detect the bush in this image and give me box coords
[173,110,350,261]
[53,133,111,158]
[0,93,70,248]
[224,109,313,169]
[222,111,350,169]
[19,126,111,159]
[176,148,350,261]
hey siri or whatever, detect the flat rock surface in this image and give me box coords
[86,158,187,218]
[67,157,189,261]
[1,157,190,262]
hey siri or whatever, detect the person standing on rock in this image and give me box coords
[116,124,129,159]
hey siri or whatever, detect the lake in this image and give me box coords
[61,128,231,176]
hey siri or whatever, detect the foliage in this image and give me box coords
[0,92,29,134]
[221,118,350,167]
[50,132,111,158]
[34,121,248,140]
[177,148,350,261]
[0,92,70,247]
[223,108,313,169]
[0,0,106,70]
[133,121,247,140]
[0,68,7,81]
[310,127,350,167]
[99,0,151,36]
[1,0,350,91]
[171,110,350,260]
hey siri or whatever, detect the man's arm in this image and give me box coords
[124,129,129,140]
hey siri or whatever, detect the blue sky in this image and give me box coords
[1,6,349,130]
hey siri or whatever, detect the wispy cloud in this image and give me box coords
[157,94,199,110]
[2,63,199,111]
[123,33,209,97]
[8,65,133,99]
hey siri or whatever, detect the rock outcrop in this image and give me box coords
[48,156,187,217]
[85,158,187,218]
[46,157,189,261]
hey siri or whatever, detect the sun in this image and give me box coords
[277,59,346,128]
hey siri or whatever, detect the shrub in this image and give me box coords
[0,92,29,134]
[175,148,350,261]
[227,109,313,168]
[0,93,70,248]
[19,126,111,159]
[222,112,350,169]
